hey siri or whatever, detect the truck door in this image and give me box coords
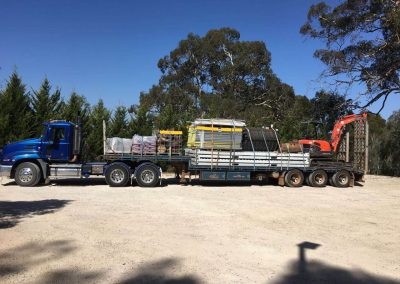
[47,126,70,161]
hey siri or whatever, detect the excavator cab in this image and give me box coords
[297,121,333,157]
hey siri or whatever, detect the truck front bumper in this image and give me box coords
[0,165,12,178]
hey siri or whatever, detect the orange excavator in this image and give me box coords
[298,113,367,157]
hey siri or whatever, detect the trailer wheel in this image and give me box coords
[15,162,41,187]
[308,170,328,187]
[332,170,351,188]
[105,164,130,187]
[284,169,304,187]
[136,165,159,187]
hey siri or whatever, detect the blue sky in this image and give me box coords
[0,0,398,119]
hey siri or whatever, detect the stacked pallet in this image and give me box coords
[187,119,245,150]
[186,149,310,168]
[132,135,157,155]
[157,130,182,155]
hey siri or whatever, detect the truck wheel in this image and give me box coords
[284,169,304,187]
[105,164,130,187]
[136,165,159,187]
[332,170,351,188]
[15,162,41,187]
[308,170,328,187]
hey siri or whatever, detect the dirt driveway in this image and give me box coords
[0,175,399,283]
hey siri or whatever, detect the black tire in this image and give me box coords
[308,169,328,187]
[135,165,160,187]
[105,164,130,187]
[332,170,351,188]
[15,162,41,187]
[284,169,304,187]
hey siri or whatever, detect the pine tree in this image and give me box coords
[86,99,111,160]
[0,71,33,146]
[109,106,129,137]
[31,78,63,136]
[62,92,90,124]
[62,92,91,161]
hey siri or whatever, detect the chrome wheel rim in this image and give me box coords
[141,170,155,184]
[338,173,349,185]
[315,173,325,185]
[19,167,33,183]
[110,169,125,183]
[290,173,301,185]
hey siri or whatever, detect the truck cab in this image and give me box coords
[0,120,82,186]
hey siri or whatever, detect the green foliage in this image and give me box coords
[301,0,400,112]
[109,106,131,138]
[0,71,33,145]
[85,99,111,160]
[128,103,154,136]
[31,78,63,136]
[61,92,91,161]
[62,92,90,124]
[367,113,386,174]
[311,90,352,140]
[278,95,315,142]
[381,111,400,176]
[140,28,295,129]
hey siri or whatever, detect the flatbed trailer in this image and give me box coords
[0,119,366,188]
[98,149,363,187]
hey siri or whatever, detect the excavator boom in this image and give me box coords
[330,113,367,152]
[298,113,367,156]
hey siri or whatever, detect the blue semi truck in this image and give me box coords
[0,119,366,188]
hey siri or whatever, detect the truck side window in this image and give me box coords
[51,128,65,142]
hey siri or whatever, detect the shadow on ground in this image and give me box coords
[39,268,103,283]
[2,240,396,283]
[1,177,107,187]
[0,199,72,229]
[1,245,198,284]
[162,177,364,188]
[273,241,400,284]
[0,240,77,278]
[48,178,107,186]
[161,177,271,187]
[117,258,200,284]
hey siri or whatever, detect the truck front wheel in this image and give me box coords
[135,165,160,187]
[105,164,130,187]
[15,162,41,187]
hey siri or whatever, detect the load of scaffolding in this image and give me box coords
[185,119,310,169]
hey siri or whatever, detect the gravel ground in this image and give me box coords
[0,175,399,284]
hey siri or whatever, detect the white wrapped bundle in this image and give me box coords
[105,138,132,153]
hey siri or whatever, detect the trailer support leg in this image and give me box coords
[180,171,191,184]
[350,173,355,187]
